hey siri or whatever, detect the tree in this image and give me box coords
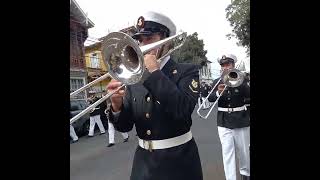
[171,32,208,66]
[226,0,250,55]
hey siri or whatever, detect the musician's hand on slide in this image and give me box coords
[217,84,226,94]
[107,79,125,112]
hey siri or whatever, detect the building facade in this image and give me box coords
[199,60,214,85]
[70,0,94,99]
[85,42,110,98]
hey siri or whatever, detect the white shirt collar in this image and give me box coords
[160,55,170,70]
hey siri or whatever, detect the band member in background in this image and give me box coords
[88,93,106,137]
[199,82,212,109]
[70,112,79,143]
[208,54,250,180]
[70,124,79,143]
[199,82,206,105]
[106,11,203,180]
[100,100,129,147]
[244,72,250,116]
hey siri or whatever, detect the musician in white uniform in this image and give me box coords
[88,94,106,137]
[208,54,250,180]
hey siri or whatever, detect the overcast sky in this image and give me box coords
[76,0,250,74]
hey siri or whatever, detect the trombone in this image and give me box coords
[197,68,245,119]
[70,31,187,124]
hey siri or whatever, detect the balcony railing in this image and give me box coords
[70,56,85,69]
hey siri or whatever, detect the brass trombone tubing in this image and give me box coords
[70,73,111,98]
[70,31,187,124]
[197,78,227,119]
[70,84,125,124]
[197,65,244,119]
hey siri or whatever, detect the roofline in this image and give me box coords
[71,0,94,28]
[84,41,102,49]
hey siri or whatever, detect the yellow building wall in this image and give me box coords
[85,50,107,71]
[85,44,111,96]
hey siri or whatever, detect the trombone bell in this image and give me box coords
[102,31,187,85]
[222,69,245,87]
[102,32,145,85]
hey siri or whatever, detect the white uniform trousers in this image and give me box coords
[70,125,78,141]
[218,126,250,180]
[88,115,106,136]
[107,119,128,144]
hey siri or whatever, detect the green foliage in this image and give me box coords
[226,0,250,55]
[171,32,208,66]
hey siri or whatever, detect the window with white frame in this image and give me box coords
[70,78,85,99]
[90,53,100,68]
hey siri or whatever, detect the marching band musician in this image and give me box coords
[100,99,129,147]
[70,111,78,143]
[106,11,203,180]
[244,72,250,116]
[87,93,106,137]
[208,54,250,180]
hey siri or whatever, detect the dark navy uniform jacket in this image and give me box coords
[208,76,250,129]
[108,58,203,180]
[89,97,101,116]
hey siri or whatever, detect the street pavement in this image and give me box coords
[70,105,240,180]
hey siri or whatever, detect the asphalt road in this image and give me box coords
[70,105,240,180]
